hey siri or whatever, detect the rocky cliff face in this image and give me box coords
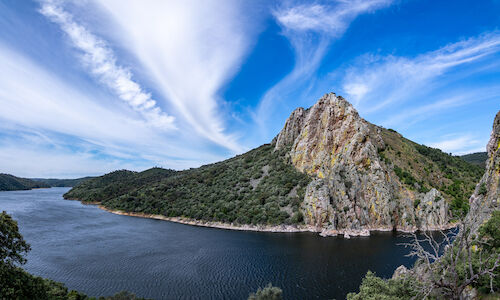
[274,93,452,236]
[468,111,500,230]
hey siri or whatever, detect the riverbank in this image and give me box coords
[77,201,458,238]
[97,205,318,233]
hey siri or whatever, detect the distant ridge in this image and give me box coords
[0,173,93,191]
[0,173,49,191]
[31,177,94,187]
[460,152,487,168]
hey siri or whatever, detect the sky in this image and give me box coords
[0,0,499,178]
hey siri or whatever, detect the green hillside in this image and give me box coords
[0,174,50,191]
[31,177,94,187]
[65,144,311,225]
[460,151,488,168]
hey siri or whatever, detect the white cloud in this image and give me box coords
[428,135,486,155]
[255,0,393,133]
[91,0,260,152]
[274,0,392,35]
[39,0,175,129]
[341,32,500,111]
[379,87,500,128]
[0,44,226,176]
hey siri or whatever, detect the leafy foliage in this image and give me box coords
[66,144,311,225]
[479,183,488,196]
[247,283,283,300]
[0,174,49,191]
[0,211,30,267]
[474,211,500,293]
[346,271,419,300]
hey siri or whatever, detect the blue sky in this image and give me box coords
[0,0,499,178]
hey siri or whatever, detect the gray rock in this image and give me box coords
[275,93,451,234]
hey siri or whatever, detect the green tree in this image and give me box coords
[0,211,30,267]
[346,271,418,300]
[248,283,283,300]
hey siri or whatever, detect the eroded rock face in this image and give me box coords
[275,93,451,235]
[468,111,500,229]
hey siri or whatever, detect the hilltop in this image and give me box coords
[65,93,483,236]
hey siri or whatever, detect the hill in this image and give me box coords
[0,174,50,191]
[31,177,94,187]
[65,93,483,236]
[459,151,488,168]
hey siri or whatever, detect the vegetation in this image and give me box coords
[379,128,483,219]
[0,173,49,191]
[31,177,94,187]
[460,152,488,169]
[0,174,92,191]
[247,284,283,300]
[66,127,482,227]
[64,168,177,202]
[65,144,311,226]
[347,211,500,299]
[0,211,146,300]
[346,271,419,300]
[479,182,488,196]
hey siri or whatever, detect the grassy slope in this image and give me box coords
[65,144,311,225]
[378,128,483,217]
[0,174,50,191]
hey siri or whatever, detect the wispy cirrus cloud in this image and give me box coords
[342,32,500,111]
[274,0,392,34]
[255,0,393,134]
[92,0,261,152]
[39,0,175,129]
[0,44,226,176]
[380,87,500,129]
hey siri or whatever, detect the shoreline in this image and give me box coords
[97,205,318,234]
[72,200,458,238]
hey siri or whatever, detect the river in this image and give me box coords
[0,187,418,299]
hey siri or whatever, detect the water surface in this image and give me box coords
[0,188,418,299]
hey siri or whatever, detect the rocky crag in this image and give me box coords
[65,92,482,237]
[467,111,500,232]
[274,93,480,237]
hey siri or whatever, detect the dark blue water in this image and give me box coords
[0,188,418,299]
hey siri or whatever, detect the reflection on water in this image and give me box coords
[1,188,420,299]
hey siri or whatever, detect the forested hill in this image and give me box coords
[64,147,310,225]
[0,174,49,191]
[64,93,484,234]
[31,177,94,187]
[0,174,93,191]
[460,152,488,168]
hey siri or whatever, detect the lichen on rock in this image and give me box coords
[274,93,453,236]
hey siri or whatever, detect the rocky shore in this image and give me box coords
[80,201,457,238]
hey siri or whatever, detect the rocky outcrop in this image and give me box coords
[274,93,452,236]
[468,111,500,231]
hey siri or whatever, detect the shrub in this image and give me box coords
[346,271,419,300]
[248,283,283,300]
[478,183,488,196]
